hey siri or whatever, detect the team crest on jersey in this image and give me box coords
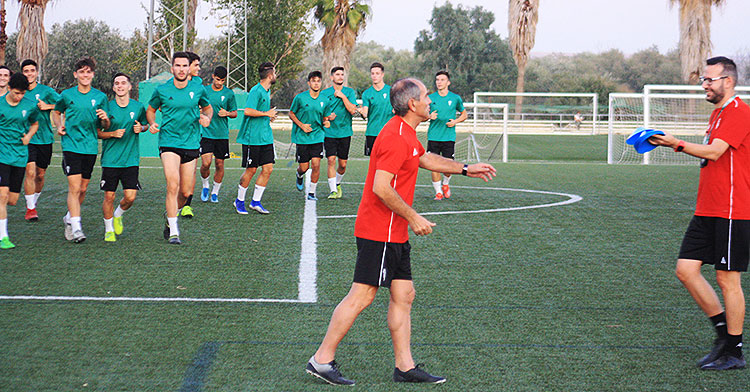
[130,112,135,119]
[448,100,452,106]
[91,99,96,107]
[35,94,40,100]
[320,102,325,107]
[383,93,387,99]
[221,96,225,102]
[189,92,195,99]
[22,110,27,117]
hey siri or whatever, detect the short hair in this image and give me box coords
[20,59,37,71]
[213,66,228,79]
[186,51,200,64]
[75,57,96,72]
[435,70,450,80]
[390,78,423,117]
[330,66,344,75]
[307,70,322,81]
[258,62,274,79]
[0,65,11,75]
[707,56,738,82]
[112,72,131,84]
[172,52,190,64]
[9,73,30,91]
[370,62,384,72]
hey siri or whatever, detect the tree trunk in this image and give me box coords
[514,65,525,120]
[0,0,6,65]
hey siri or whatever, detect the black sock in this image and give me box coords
[726,334,743,358]
[710,312,729,339]
[185,194,193,206]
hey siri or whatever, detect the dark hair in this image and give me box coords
[0,65,11,75]
[172,51,190,64]
[75,57,96,72]
[390,78,423,116]
[707,56,738,82]
[112,72,131,84]
[258,62,274,79]
[308,71,322,81]
[20,59,37,71]
[435,70,450,80]
[213,66,228,79]
[330,66,344,75]
[186,51,200,64]
[9,73,30,91]
[370,62,384,72]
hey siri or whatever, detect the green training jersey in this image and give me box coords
[201,85,237,140]
[101,99,147,168]
[148,80,210,150]
[237,83,273,146]
[320,86,357,138]
[361,84,393,137]
[54,87,108,155]
[0,96,39,167]
[27,83,60,145]
[290,90,326,145]
[427,91,465,142]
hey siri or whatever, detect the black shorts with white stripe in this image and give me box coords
[353,237,412,288]
[679,215,750,272]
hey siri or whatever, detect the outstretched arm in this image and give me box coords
[649,133,730,162]
[419,152,496,182]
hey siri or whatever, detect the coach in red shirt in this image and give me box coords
[305,78,496,385]
[651,56,750,371]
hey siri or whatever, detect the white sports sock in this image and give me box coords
[25,194,36,210]
[104,218,114,233]
[70,216,82,232]
[114,205,125,218]
[442,175,451,185]
[168,217,179,236]
[335,172,344,185]
[432,181,442,194]
[237,184,248,201]
[252,185,265,202]
[34,192,41,204]
[309,182,317,196]
[328,177,337,193]
[0,218,7,238]
[201,176,210,189]
[212,181,222,195]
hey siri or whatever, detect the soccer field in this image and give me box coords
[2,144,749,390]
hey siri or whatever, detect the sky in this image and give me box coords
[5,0,749,57]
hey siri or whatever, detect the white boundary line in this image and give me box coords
[0,295,302,303]
[298,199,318,303]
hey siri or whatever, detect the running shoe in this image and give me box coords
[104,231,116,242]
[25,208,38,221]
[442,184,451,199]
[71,229,87,244]
[113,216,124,235]
[393,364,446,384]
[434,192,444,201]
[249,200,270,214]
[180,205,194,218]
[305,357,355,386]
[210,193,219,203]
[234,199,249,215]
[307,193,318,201]
[0,237,15,249]
[201,187,210,202]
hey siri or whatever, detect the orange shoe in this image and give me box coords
[25,208,38,221]
[442,184,451,199]
[434,192,444,200]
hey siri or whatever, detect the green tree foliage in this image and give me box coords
[414,3,516,100]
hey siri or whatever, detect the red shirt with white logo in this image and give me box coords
[354,116,425,243]
[695,96,750,219]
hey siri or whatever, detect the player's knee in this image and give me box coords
[339,161,347,170]
[675,260,699,283]
[716,272,742,293]
[123,194,136,204]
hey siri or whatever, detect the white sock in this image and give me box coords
[335,172,344,185]
[201,176,210,189]
[212,181,222,195]
[328,177,337,193]
[168,217,179,236]
[432,181,442,194]
[237,184,248,201]
[70,216,82,232]
[442,175,451,185]
[0,218,7,238]
[34,192,41,204]
[25,194,36,210]
[114,205,126,218]
[309,182,317,196]
[252,185,265,202]
[104,218,114,233]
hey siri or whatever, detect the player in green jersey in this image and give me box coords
[0,73,39,249]
[98,73,147,243]
[320,66,357,199]
[0,66,10,96]
[357,62,393,156]
[177,51,204,218]
[426,71,467,200]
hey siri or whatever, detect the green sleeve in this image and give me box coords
[54,94,67,112]
[290,95,300,113]
[45,88,61,105]
[456,95,465,112]
[138,105,148,124]
[148,88,162,110]
[199,89,210,108]
[228,91,237,112]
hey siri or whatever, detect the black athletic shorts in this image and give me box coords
[200,138,230,160]
[28,143,53,169]
[364,135,377,156]
[0,163,25,193]
[61,151,97,179]
[679,215,750,272]
[324,137,351,160]
[427,140,455,160]
[159,147,200,164]
[353,237,412,288]
[296,142,324,163]
[100,166,141,192]
[241,144,275,168]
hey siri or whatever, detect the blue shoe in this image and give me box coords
[210,193,219,203]
[234,199,249,215]
[249,200,270,214]
[307,193,318,201]
[296,173,304,191]
[201,187,210,202]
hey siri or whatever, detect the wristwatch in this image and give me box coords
[461,164,468,176]
[674,140,685,152]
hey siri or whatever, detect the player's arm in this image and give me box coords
[146,105,160,133]
[649,133,730,162]
[22,122,39,145]
[448,109,468,127]
[335,90,358,115]
[96,109,111,131]
[219,108,238,118]
[419,152,496,182]
[372,169,435,236]
[358,105,369,118]
[51,110,65,135]
[98,128,125,139]
[289,110,312,133]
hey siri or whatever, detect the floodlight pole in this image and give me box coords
[146,0,155,80]
[182,0,188,50]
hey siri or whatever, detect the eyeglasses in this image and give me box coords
[699,75,728,85]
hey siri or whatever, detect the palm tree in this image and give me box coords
[670,0,725,84]
[0,0,7,64]
[313,0,370,87]
[508,0,538,118]
[16,0,50,64]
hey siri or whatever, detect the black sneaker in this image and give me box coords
[700,354,746,370]
[305,356,355,386]
[393,364,446,384]
[163,213,170,240]
[697,338,726,367]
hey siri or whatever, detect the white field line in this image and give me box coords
[0,295,302,303]
[297,199,318,303]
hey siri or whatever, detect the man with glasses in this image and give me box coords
[650,56,750,370]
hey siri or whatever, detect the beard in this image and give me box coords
[706,89,724,104]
